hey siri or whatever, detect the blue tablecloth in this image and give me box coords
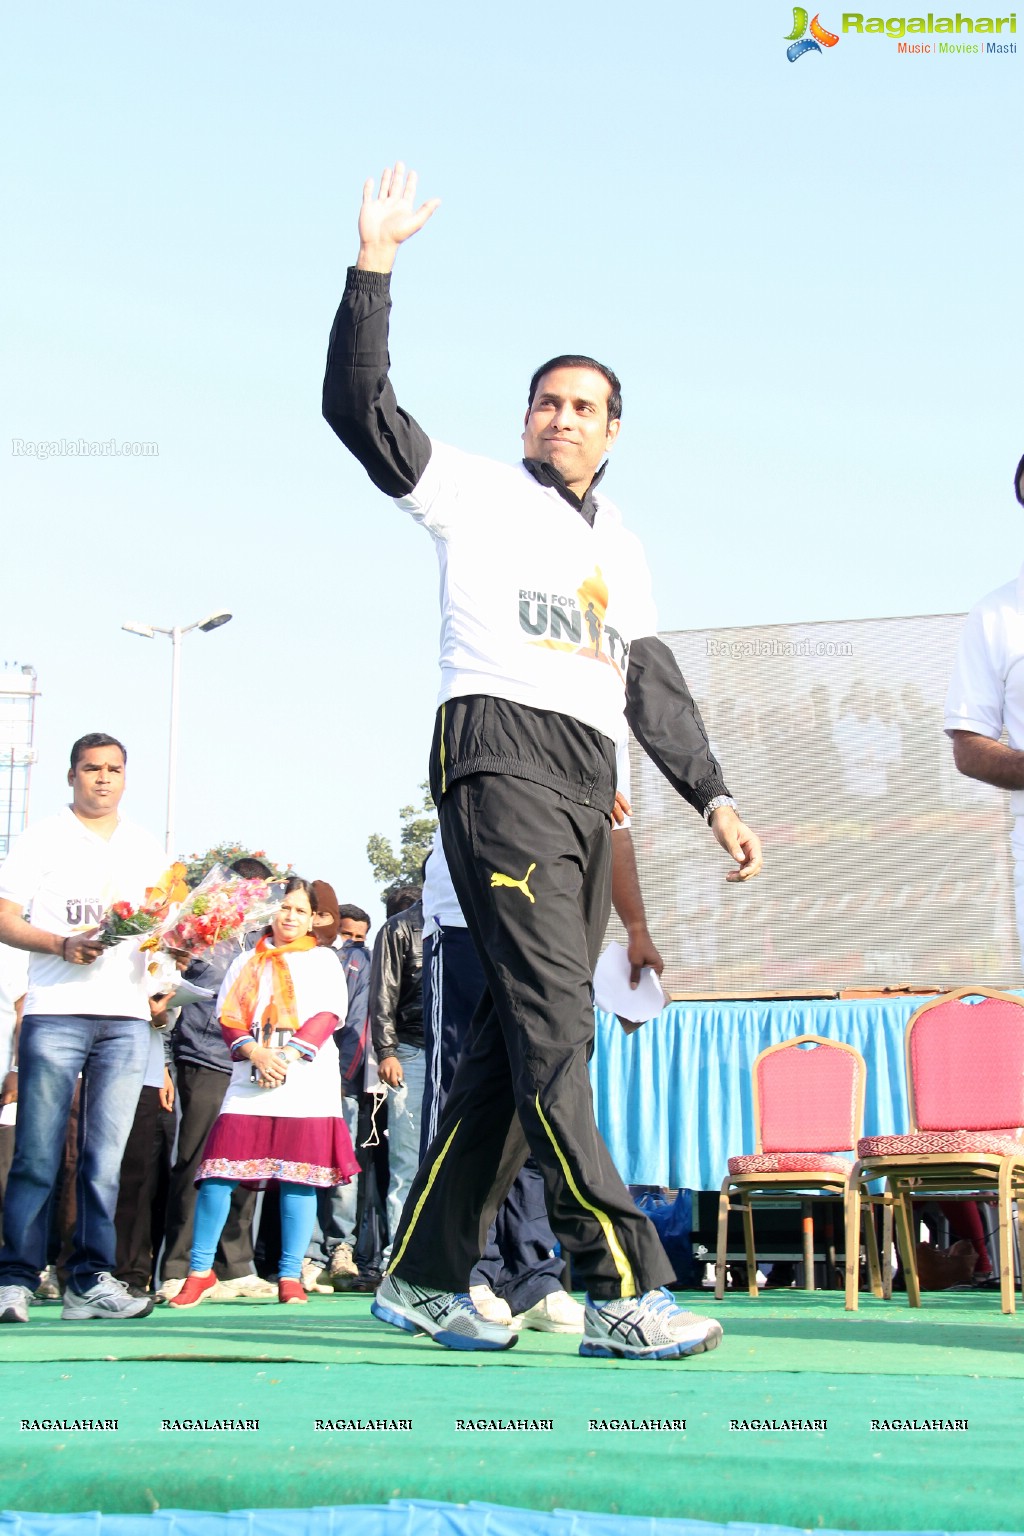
[590,998,921,1191]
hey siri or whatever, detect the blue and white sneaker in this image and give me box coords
[372,1271,518,1351]
[580,1288,723,1360]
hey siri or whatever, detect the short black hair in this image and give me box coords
[282,875,318,912]
[70,733,127,771]
[230,856,273,880]
[527,355,622,424]
[338,903,371,929]
[1015,451,1024,507]
[385,884,421,919]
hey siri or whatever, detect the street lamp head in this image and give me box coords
[122,621,156,639]
[198,610,232,633]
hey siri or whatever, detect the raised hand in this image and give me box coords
[357,162,440,274]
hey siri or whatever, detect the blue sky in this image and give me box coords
[2,0,1021,915]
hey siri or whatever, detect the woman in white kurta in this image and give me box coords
[170,878,358,1307]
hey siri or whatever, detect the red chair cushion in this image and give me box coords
[728,1152,853,1176]
[857,1131,1024,1157]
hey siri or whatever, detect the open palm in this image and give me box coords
[359,162,440,255]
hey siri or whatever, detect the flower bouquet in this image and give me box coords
[95,863,190,949]
[156,863,279,960]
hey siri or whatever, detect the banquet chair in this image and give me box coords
[715,1034,882,1300]
[844,987,1024,1314]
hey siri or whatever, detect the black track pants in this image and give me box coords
[389,773,673,1300]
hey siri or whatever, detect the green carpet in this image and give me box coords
[1,1292,1021,1530]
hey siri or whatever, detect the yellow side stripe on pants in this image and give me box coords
[387,1116,462,1274]
[534,1093,636,1298]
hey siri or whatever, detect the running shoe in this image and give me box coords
[0,1284,33,1323]
[580,1288,723,1360]
[61,1272,155,1321]
[372,1271,518,1351]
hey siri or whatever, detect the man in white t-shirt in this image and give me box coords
[0,733,173,1323]
[945,454,1024,962]
[323,165,763,1361]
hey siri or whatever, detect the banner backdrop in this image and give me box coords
[623,613,1016,996]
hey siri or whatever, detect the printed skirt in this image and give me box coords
[197,1113,359,1189]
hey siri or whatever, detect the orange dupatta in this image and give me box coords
[219,933,318,1046]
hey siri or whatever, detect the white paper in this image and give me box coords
[167,977,215,1007]
[593,941,669,1026]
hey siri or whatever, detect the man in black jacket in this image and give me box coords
[323,164,762,1361]
[368,887,423,1268]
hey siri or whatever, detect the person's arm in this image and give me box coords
[0,899,103,966]
[322,164,439,495]
[610,827,663,984]
[949,731,1024,790]
[625,638,763,882]
[288,1010,342,1061]
[369,923,404,1087]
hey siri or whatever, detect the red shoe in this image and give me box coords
[278,1278,307,1305]
[168,1272,217,1310]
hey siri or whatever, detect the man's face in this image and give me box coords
[522,366,620,496]
[68,745,126,819]
[339,917,369,946]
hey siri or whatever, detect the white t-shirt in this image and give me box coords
[945,567,1024,817]
[0,807,166,1018]
[397,442,659,745]
[214,944,348,1120]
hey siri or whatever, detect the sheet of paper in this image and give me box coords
[593,941,669,1027]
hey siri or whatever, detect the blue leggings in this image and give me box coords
[192,1179,317,1279]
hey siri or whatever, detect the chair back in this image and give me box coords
[906,988,1024,1132]
[754,1035,865,1153]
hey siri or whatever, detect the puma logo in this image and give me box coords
[490,862,537,904]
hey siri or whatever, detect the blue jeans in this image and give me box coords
[0,1013,149,1291]
[306,1093,360,1263]
[382,1043,425,1266]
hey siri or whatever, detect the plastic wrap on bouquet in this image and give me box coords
[157,862,279,960]
[94,863,190,949]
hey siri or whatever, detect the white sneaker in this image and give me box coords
[372,1271,518,1351]
[469,1283,513,1325]
[35,1265,61,1300]
[580,1289,723,1360]
[300,1259,332,1295]
[61,1272,154,1321]
[516,1289,585,1334]
[154,1277,186,1304]
[211,1273,277,1300]
[0,1284,34,1323]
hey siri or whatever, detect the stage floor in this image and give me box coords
[1,1290,1022,1531]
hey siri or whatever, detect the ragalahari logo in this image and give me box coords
[786,7,840,58]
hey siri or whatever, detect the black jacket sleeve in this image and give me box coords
[625,636,731,817]
[321,267,432,497]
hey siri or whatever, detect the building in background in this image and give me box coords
[0,664,39,860]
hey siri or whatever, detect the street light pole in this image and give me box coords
[122,610,232,856]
